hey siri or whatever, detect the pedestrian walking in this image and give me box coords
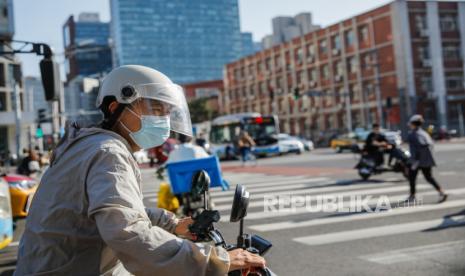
[238,130,256,166]
[406,114,447,203]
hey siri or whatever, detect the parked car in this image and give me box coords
[277,134,305,154]
[297,137,314,151]
[0,177,13,249]
[330,134,359,153]
[2,174,38,219]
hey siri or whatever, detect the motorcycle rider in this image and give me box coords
[15,65,265,275]
[364,123,390,168]
[406,114,447,203]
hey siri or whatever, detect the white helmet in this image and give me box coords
[97,65,192,136]
[409,114,424,125]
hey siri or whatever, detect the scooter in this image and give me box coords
[356,143,411,181]
[188,170,276,276]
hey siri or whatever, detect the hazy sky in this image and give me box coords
[14,0,392,77]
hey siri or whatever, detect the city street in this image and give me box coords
[1,141,464,275]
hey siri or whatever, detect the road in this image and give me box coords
[2,141,465,275]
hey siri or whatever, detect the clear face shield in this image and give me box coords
[126,83,193,137]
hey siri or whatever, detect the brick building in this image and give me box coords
[223,0,465,139]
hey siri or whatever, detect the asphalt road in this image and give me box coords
[2,140,464,275]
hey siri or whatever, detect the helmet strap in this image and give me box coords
[101,103,127,130]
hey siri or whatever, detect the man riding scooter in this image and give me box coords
[16,65,265,275]
[364,123,391,168]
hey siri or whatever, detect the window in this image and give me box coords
[335,61,343,76]
[359,25,369,43]
[350,83,360,101]
[296,48,304,64]
[443,45,461,60]
[421,76,433,91]
[364,82,375,97]
[446,76,463,90]
[307,44,316,60]
[308,69,317,81]
[265,58,272,71]
[0,92,6,111]
[321,64,330,79]
[0,63,4,87]
[414,14,427,31]
[362,54,374,70]
[319,39,328,54]
[440,14,458,32]
[274,55,282,69]
[348,56,358,73]
[332,35,341,50]
[345,30,355,47]
[418,45,430,60]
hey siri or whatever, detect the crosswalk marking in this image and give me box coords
[219,184,431,221]
[293,215,465,246]
[248,189,465,231]
[210,177,329,197]
[359,240,465,265]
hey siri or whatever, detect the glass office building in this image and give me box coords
[110,0,249,84]
[63,13,113,82]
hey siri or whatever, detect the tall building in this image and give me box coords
[223,0,465,140]
[261,12,321,49]
[110,0,245,84]
[0,0,35,157]
[63,76,102,126]
[63,13,112,82]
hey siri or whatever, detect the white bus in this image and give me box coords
[209,113,280,159]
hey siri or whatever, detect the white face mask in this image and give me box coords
[120,108,171,149]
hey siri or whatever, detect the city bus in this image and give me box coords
[209,113,280,159]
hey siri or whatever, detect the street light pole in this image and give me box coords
[344,92,353,132]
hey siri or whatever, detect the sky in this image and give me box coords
[14,0,392,77]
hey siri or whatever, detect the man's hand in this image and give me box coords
[228,249,266,272]
[174,217,196,240]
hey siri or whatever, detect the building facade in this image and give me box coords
[0,0,36,157]
[63,13,112,82]
[224,0,465,140]
[110,0,250,84]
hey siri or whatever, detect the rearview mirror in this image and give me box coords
[230,184,249,222]
[191,170,210,196]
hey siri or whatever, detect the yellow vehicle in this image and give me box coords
[330,134,358,153]
[3,174,38,218]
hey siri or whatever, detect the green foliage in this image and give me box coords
[188,97,219,123]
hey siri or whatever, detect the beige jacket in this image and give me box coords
[15,125,229,275]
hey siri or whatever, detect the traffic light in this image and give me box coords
[35,127,43,138]
[40,57,61,101]
[38,108,47,123]
[293,87,300,100]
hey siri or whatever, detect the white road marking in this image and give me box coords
[359,240,465,265]
[248,189,465,231]
[210,177,329,197]
[438,171,457,176]
[8,241,19,247]
[220,184,432,221]
[293,215,465,246]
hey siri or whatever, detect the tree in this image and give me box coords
[188,97,218,123]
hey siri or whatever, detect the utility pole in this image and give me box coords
[344,92,353,132]
[458,103,464,137]
[9,64,22,158]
